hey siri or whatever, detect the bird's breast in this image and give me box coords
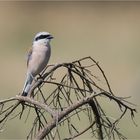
[28,45,51,76]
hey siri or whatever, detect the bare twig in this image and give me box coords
[0,56,136,140]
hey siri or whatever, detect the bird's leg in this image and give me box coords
[37,74,43,81]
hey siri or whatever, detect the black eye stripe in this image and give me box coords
[35,34,50,41]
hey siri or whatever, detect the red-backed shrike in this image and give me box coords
[22,32,53,96]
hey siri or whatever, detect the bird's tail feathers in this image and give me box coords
[22,73,33,96]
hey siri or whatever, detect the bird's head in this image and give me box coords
[33,32,53,46]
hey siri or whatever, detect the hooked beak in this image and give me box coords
[48,35,53,40]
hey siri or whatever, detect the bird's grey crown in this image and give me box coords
[34,32,53,41]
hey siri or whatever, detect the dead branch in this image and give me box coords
[0,56,136,140]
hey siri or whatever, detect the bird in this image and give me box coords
[22,31,53,96]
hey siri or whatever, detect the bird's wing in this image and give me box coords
[27,48,32,66]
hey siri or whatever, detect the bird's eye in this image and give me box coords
[35,34,50,41]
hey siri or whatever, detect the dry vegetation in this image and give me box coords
[0,57,136,140]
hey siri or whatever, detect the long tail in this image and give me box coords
[22,73,33,96]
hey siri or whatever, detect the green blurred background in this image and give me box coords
[0,1,139,139]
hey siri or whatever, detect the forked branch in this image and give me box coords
[0,56,136,140]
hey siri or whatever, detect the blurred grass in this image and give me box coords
[0,1,139,139]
